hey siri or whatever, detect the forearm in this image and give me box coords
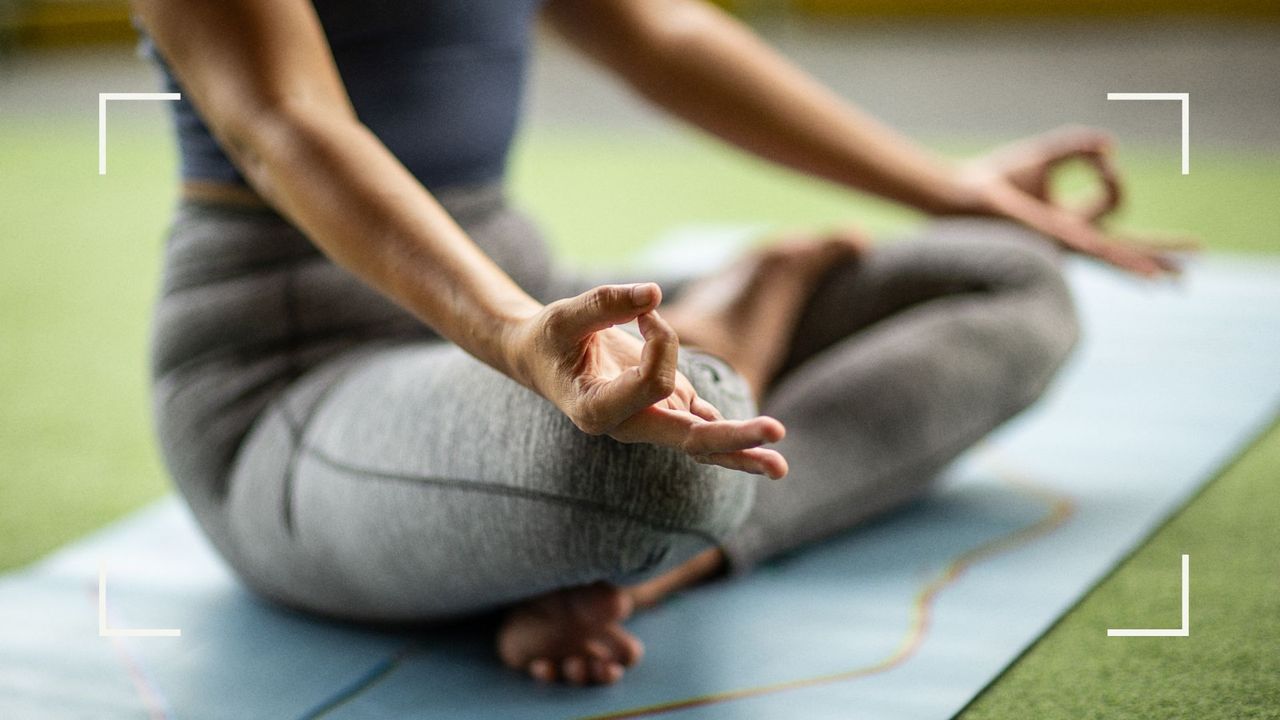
[232,108,541,380]
[581,1,974,214]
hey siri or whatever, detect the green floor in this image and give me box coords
[2,116,1277,717]
[961,420,1280,720]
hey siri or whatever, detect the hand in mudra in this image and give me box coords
[956,125,1196,278]
[509,283,788,479]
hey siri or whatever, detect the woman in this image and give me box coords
[135,0,1176,686]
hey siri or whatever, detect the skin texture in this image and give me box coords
[542,0,1184,275]
[131,0,1188,687]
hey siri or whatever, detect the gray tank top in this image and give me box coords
[146,0,546,189]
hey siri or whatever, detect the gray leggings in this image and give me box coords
[151,184,1078,622]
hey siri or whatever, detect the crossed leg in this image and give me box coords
[498,219,1080,683]
[720,219,1080,573]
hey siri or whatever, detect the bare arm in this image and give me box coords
[134,0,788,477]
[543,0,969,214]
[134,0,539,373]
[544,0,1179,276]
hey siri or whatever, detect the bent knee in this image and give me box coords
[931,219,1081,403]
[992,244,1080,410]
[533,352,759,577]
[948,219,1080,365]
[543,432,756,578]
[1003,236,1080,380]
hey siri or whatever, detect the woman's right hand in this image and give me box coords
[506,283,788,479]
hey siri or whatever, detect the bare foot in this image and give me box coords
[497,550,727,685]
[497,582,644,685]
[663,230,867,398]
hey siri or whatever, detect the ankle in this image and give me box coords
[626,548,726,609]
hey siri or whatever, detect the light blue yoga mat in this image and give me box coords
[3,253,1279,720]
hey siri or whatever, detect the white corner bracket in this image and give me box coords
[98,561,181,638]
[98,92,182,175]
[1107,554,1190,638]
[1106,92,1190,175]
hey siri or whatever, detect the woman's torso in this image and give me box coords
[148,0,547,191]
[147,2,561,515]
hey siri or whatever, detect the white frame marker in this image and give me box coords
[1106,92,1190,175]
[98,92,182,175]
[98,561,182,638]
[1107,554,1190,637]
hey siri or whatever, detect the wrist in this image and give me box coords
[493,298,544,390]
[925,165,1000,217]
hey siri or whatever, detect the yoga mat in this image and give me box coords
[3,251,1279,720]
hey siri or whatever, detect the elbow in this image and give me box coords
[216,111,273,191]
[212,94,356,195]
[211,98,300,193]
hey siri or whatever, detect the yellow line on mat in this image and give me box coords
[585,450,1075,720]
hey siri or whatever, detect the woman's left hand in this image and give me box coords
[964,125,1123,222]
[951,126,1194,278]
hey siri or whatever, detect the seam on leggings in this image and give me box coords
[281,268,304,383]
[202,371,299,502]
[277,407,305,536]
[274,360,372,536]
[298,442,722,547]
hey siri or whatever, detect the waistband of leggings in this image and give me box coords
[173,180,510,227]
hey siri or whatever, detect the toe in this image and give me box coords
[528,658,556,683]
[584,638,612,663]
[562,656,590,686]
[589,657,625,685]
[603,625,645,667]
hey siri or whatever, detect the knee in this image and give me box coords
[1010,238,1080,375]
[535,351,758,579]
[986,230,1081,405]
[543,439,756,582]
[596,450,755,580]
[933,218,1081,402]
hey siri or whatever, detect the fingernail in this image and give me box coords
[631,284,654,306]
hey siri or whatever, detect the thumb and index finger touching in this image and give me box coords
[546,282,670,434]
[1003,127,1197,277]
[547,282,789,478]
[546,282,662,342]
[1008,126,1123,222]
